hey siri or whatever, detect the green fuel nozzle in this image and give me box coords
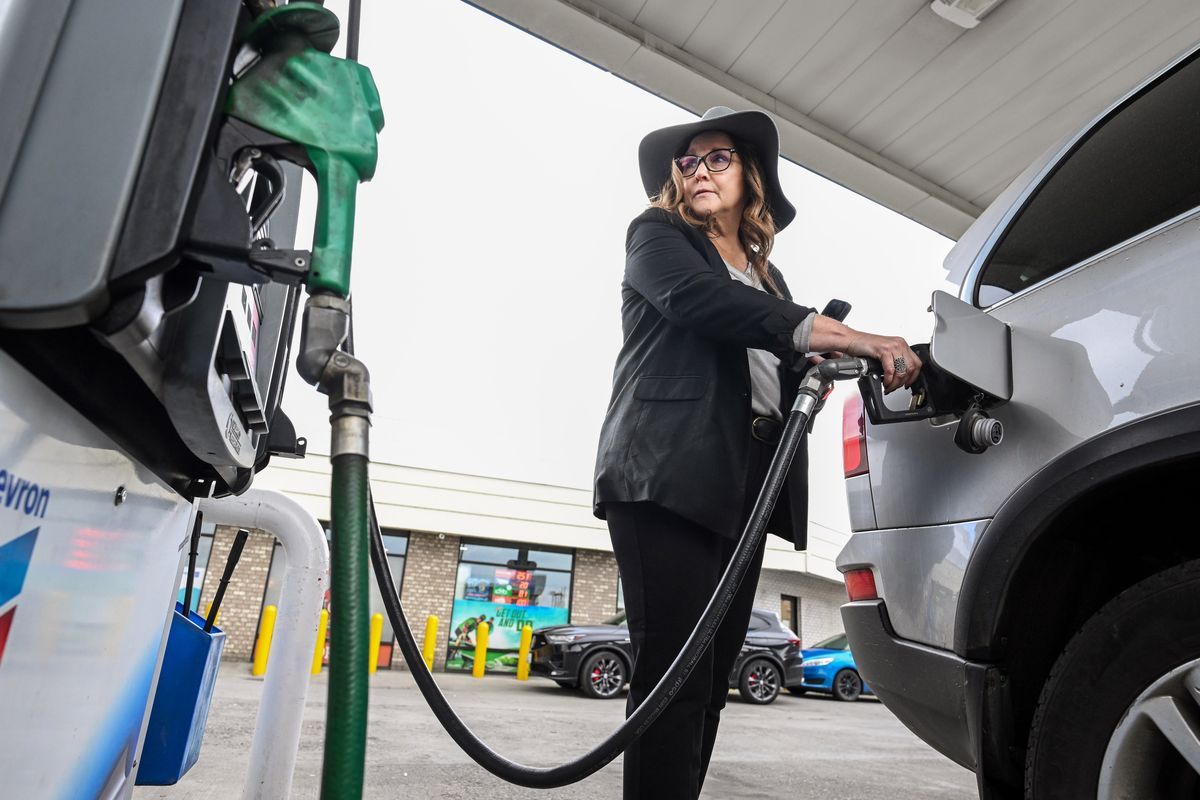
[225,2,384,298]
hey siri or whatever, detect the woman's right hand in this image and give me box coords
[845,332,922,393]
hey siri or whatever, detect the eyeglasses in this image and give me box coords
[675,148,737,177]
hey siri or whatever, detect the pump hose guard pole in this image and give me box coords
[368,355,880,788]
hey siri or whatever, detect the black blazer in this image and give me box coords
[593,208,817,550]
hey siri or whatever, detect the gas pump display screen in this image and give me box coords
[490,568,532,605]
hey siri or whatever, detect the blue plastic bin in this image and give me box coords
[136,603,226,785]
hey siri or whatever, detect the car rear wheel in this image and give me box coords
[579,651,626,699]
[738,658,781,705]
[1026,559,1200,799]
[832,669,862,702]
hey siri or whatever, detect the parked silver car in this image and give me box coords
[836,42,1200,800]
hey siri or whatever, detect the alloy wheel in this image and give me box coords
[833,668,862,702]
[1098,658,1200,799]
[744,660,780,703]
[586,655,624,698]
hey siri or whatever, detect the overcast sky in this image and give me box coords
[284,0,957,536]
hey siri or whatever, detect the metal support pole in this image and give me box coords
[368,613,383,674]
[422,615,438,671]
[197,489,330,800]
[313,609,329,675]
[252,605,278,677]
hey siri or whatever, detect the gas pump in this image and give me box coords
[0,1,375,796]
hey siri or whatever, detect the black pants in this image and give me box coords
[606,439,773,799]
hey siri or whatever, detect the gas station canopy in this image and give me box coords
[468,0,1200,239]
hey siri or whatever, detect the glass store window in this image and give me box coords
[446,540,573,673]
[265,525,408,668]
[369,532,408,667]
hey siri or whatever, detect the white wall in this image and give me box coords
[753,568,847,647]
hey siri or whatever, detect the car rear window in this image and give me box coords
[603,611,627,626]
[976,51,1200,305]
[811,633,848,650]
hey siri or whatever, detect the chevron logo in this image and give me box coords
[0,528,38,668]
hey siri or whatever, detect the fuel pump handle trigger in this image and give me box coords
[857,343,937,424]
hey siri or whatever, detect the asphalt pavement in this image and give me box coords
[133,663,977,799]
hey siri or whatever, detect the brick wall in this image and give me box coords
[752,569,846,647]
[569,548,620,624]
[393,530,460,670]
[194,522,849,665]
[198,525,276,661]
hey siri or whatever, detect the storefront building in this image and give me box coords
[180,456,847,671]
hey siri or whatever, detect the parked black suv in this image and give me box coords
[530,608,803,704]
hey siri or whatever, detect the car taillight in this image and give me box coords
[844,568,878,601]
[787,638,801,647]
[843,391,868,477]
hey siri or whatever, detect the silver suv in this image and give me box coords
[836,43,1200,800]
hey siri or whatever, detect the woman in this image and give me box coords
[593,107,921,799]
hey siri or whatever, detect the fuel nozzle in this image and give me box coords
[225,2,384,299]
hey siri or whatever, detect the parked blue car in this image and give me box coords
[798,633,872,702]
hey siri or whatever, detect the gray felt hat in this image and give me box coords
[638,106,796,232]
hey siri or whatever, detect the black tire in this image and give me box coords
[1025,559,1200,799]
[831,668,862,702]
[578,651,626,699]
[738,658,781,705]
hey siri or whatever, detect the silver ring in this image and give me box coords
[893,356,908,375]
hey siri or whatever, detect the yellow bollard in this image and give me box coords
[422,615,438,672]
[251,605,277,677]
[471,622,489,679]
[368,612,383,674]
[516,624,533,681]
[311,608,329,675]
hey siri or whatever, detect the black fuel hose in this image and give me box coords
[367,382,824,787]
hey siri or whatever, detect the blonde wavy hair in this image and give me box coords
[650,139,780,295]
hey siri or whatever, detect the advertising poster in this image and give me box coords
[445,597,569,672]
